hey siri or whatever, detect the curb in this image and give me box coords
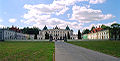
[53,52,55,61]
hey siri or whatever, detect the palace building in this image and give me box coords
[82,27,110,40]
[0,26,34,41]
[37,25,77,40]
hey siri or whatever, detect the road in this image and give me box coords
[55,42,119,61]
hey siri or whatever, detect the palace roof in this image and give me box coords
[55,25,59,29]
[9,26,21,32]
[43,25,48,30]
[65,25,70,30]
[91,27,103,33]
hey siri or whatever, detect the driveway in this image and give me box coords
[55,42,119,61]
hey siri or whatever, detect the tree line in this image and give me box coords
[20,27,40,39]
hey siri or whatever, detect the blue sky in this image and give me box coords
[0,0,120,33]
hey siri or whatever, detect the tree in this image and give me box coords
[45,32,49,39]
[20,27,40,39]
[101,25,110,30]
[110,23,120,40]
[67,32,70,39]
[78,30,81,39]
[34,27,41,39]
[82,29,90,34]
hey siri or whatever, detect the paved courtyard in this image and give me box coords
[55,42,119,61]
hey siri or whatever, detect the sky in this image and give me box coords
[0,0,120,34]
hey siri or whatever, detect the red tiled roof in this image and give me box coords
[9,26,21,32]
[91,27,103,33]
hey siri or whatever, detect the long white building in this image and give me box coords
[37,25,77,40]
[0,28,34,41]
[83,27,110,40]
[87,30,110,40]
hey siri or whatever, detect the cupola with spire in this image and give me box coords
[43,25,48,30]
[55,25,59,29]
[65,25,70,30]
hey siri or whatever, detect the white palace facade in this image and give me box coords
[37,25,78,40]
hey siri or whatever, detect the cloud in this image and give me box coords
[53,0,88,6]
[22,0,89,30]
[70,5,115,23]
[56,7,69,15]
[89,0,106,4]
[0,24,5,28]
[47,18,83,30]
[23,14,51,24]
[103,21,117,26]
[67,14,70,18]
[22,17,83,30]
[0,18,3,22]
[22,0,114,33]
[23,0,89,17]
[8,18,16,23]
[20,20,24,23]
[23,3,66,16]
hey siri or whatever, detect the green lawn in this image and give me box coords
[0,41,54,61]
[68,41,120,57]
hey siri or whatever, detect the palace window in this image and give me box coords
[104,32,105,34]
[6,32,7,35]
